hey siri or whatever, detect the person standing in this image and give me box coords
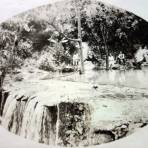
[134,46,145,69]
[118,51,125,65]
[73,53,79,66]
[109,53,115,69]
[143,46,148,63]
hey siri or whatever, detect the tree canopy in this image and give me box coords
[0,0,148,66]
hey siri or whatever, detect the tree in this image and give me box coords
[38,0,85,73]
[0,29,20,89]
[2,0,148,72]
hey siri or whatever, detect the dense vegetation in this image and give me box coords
[0,0,148,74]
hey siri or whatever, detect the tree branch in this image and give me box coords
[48,22,81,42]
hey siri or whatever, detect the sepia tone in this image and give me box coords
[0,0,148,147]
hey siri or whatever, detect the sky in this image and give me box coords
[0,0,148,23]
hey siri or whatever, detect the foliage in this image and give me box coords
[17,39,33,59]
[0,0,148,70]
[38,58,55,72]
[0,29,21,69]
[79,1,147,59]
[0,29,22,87]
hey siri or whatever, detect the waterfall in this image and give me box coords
[1,91,127,146]
[2,95,29,134]
[1,92,93,146]
[20,98,40,139]
[38,105,57,145]
[55,103,60,145]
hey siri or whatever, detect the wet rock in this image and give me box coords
[16,96,25,101]
[14,74,23,82]
[22,97,29,102]
[91,123,129,145]
[140,122,148,128]
[91,130,115,145]
[58,102,91,147]
[92,85,98,90]
[112,123,129,140]
[0,90,9,116]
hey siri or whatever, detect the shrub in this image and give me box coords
[38,58,55,72]
[38,50,56,72]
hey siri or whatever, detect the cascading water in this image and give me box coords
[1,81,146,147]
[38,105,57,145]
[2,94,57,145]
[2,95,36,135]
[1,91,94,146]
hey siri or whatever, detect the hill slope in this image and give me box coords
[0,0,148,70]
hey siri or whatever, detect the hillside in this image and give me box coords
[0,0,148,73]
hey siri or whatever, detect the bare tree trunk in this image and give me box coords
[100,24,109,70]
[77,7,84,74]
[74,0,84,74]
[11,36,17,74]
[105,46,109,70]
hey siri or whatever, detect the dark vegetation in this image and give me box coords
[0,0,148,87]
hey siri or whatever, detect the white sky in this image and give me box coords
[0,0,148,22]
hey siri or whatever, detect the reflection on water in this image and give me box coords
[62,67,148,89]
[88,67,148,89]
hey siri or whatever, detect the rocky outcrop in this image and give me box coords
[90,123,129,145]
[58,102,91,147]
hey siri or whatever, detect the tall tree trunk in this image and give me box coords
[100,24,109,70]
[76,1,84,74]
[105,46,109,70]
[74,0,84,74]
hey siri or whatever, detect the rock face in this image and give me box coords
[58,102,91,146]
[90,123,129,145]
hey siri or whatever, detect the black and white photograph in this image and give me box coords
[0,0,148,147]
